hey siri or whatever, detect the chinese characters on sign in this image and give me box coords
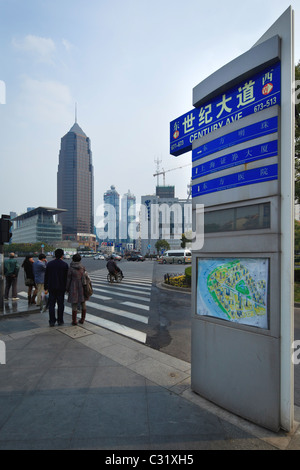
[191,115,278,197]
[192,116,278,161]
[170,62,281,157]
[192,164,278,197]
[192,140,278,179]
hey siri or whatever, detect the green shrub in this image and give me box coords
[164,267,192,289]
[185,266,192,286]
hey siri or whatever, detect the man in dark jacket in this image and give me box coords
[4,253,19,301]
[44,248,68,326]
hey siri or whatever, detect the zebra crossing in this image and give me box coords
[65,269,152,343]
[17,267,153,343]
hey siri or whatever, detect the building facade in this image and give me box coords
[103,185,120,243]
[120,190,136,246]
[140,187,192,256]
[57,121,94,238]
[12,207,64,244]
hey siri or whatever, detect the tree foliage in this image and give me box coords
[155,239,170,254]
[180,233,192,248]
[2,242,55,256]
[295,220,300,254]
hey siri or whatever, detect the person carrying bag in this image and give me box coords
[66,253,92,325]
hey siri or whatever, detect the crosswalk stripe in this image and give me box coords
[19,269,152,344]
[121,301,150,311]
[91,273,152,282]
[90,274,152,284]
[64,307,147,344]
[90,276,152,287]
[117,281,152,289]
[86,300,149,324]
[89,292,112,301]
[91,280,151,295]
[18,291,29,298]
[93,287,150,302]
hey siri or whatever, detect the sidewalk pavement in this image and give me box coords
[0,300,300,450]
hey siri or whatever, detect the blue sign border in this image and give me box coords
[192,140,278,180]
[170,61,281,156]
[192,116,278,162]
[192,163,278,197]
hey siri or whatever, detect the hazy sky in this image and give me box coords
[0,0,299,217]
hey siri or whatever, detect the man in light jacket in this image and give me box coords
[33,253,47,308]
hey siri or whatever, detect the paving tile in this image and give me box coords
[88,365,149,393]
[100,343,148,366]
[0,393,87,441]
[128,356,190,388]
[57,325,93,339]
[35,366,96,393]
[72,392,149,439]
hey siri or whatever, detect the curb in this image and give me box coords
[0,299,41,319]
[157,281,191,294]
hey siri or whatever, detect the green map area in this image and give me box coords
[207,260,267,321]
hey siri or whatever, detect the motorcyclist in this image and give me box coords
[106,256,124,281]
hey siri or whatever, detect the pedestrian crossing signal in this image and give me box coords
[0,215,12,244]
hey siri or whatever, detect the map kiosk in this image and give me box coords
[187,8,294,431]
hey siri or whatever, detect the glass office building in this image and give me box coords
[103,185,120,243]
[57,122,94,237]
[120,190,136,244]
[12,207,65,244]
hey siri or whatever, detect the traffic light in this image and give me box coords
[0,215,12,244]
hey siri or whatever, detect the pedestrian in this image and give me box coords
[32,253,47,308]
[66,253,90,325]
[106,256,124,281]
[22,255,37,305]
[4,253,19,301]
[44,248,68,327]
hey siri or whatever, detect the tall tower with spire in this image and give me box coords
[57,117,94,237]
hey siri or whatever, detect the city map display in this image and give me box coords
[196,258,269,329]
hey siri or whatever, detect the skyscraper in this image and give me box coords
[103,185,120,243]
[121,190,136,244]
[57,120,94,238]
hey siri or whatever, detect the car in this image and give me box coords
[127,255,145,261]
[161,249,192,264]
[111,253,122,260]
[94,254,105,260]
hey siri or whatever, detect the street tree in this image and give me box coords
[155,239,170,254]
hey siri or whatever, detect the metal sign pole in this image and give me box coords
[0,244,4,313]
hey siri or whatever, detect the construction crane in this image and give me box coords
[153,163,191,186]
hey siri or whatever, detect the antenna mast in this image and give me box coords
[154,157,162,186]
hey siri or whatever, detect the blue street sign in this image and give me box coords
[192,140,278,180]
[170,61,281,156]
[192,163,278,197]
[192,116,278,162]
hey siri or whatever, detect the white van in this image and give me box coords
[162,249,192,264]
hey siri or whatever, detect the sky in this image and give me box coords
[0,0,299,218]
